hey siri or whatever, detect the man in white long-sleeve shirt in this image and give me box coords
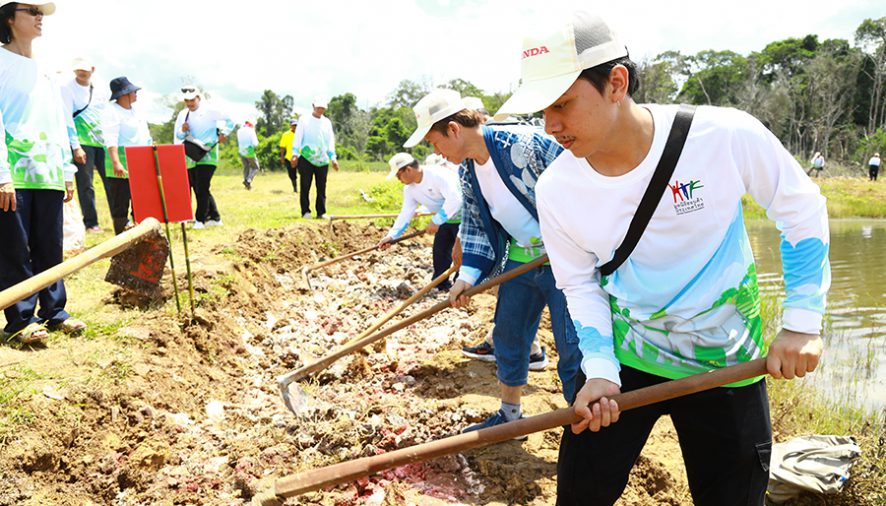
[237,120,260,190]
[495,12,830,505]
[292,97,339,219]
[60,57,109,232]
[377,152,462,290]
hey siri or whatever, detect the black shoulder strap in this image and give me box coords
[72,84,93,118]
[599,105,696,277]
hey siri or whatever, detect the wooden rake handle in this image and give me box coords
[279,264,458,386]
[0,217,162,311]
[305,230,424,273]
[257,358,768,504]
[327,212,432,221]
[286,256,548,384]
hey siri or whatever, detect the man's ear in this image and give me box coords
[448,121,460,138]
[608,65,630,103]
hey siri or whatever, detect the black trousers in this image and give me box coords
[188,165,220,223]
[870,165,879,181]
[0,189,69,333]
[285,160,298,192]
[557,365,771,506]
[298,157,328,217]
[73,145,108,228]
[105,177,132,234]
[431,222,459,289]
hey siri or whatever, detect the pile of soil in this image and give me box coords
[0,221,874,505]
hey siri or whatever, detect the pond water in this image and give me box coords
[748,219,886,410]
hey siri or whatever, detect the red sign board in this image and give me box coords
[125,144,193,224]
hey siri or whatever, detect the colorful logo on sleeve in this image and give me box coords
[669,178,705,215]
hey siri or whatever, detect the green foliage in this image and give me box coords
[857,128,886,159]
[257,129,286,172]
[386,79,430,109]
[367,179,404,212]
[149,101,185,145]
[678,50,749,105]
[255,89,294,137]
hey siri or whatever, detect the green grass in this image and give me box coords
[743,176,886,219]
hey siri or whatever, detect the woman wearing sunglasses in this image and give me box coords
[0,2,88,344]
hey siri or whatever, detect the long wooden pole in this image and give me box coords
[305,230,424,273]
[255,359,768,505]
[289,256,547,385]
[0,217,162,311]
[327,212,432,222]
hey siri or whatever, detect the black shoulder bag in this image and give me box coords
[182,111,212,162]
[599,105,696,276]
[72,84,93,118]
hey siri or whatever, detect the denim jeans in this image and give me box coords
[492,259,581,402]
[0,189,70,333]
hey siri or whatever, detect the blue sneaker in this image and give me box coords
[461,340,496,362]
[462,410,527,440]
[528,346,548,371]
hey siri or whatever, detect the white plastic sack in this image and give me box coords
[63,198,85,252]
[766,435,862,504]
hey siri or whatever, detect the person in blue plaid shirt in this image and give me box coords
[404,88,581,434]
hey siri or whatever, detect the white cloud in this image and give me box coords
[32,0,883,125]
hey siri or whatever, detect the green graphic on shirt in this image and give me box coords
[609,262,764,384]
[74,116,103,147]
[5,130,64,190]
[104,149,130,179]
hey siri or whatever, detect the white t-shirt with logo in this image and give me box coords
[537,104,830,386]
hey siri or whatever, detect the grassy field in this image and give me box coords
[743,176,886,219]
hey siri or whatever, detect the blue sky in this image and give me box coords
[33,0,884,125]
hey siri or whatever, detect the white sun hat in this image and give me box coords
[386,152,416,180]
[494,12,627,121]
[403,88,466,148]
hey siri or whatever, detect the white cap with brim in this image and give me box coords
[494,12,628,121]
[2,2,57,15]
[404,88,466,148]
[313,96,328,109]
[386,152,416,180]
[71,57,93,72]
[181,84,200,100]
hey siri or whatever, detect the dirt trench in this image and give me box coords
[0,221,692,505]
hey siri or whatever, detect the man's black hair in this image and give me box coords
[578,56,640,97]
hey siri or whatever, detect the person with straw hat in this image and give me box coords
[1,1,87,344]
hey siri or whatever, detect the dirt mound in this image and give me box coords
[0,220,774,505]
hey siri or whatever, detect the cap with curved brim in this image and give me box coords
[404,124,432,149]
[493,70,580,122]
[2,2,57,14]
[404,88,466,148]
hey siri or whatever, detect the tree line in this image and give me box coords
[152,17,886,173]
